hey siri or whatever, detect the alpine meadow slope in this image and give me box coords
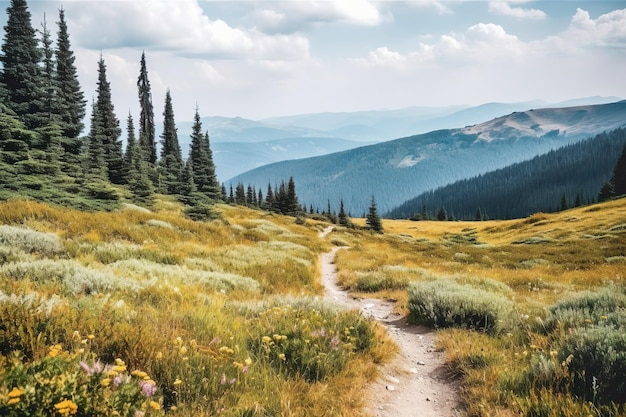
[228,101,626,215]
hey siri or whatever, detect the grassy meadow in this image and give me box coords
[1,196,625,416]
[338,197,626,416]
[0,199,392,417]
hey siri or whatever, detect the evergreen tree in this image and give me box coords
[610,140,626,197]
[436,207,447,221]
[137,52,157,165]
[286,176,299,215]
[598,180,615,203]
[158,89,183,194]
[179,160,197,200]
[228,184,234,204]
[39,15,60,125]
[235,182,245,204]
[258,189,263,208]
[137,52,156,164]
[338,199,350,226]
[84,100,107,180]
[265,183,275,210]
[55,7,85,138]
[92,56,123,184]
[188,107,220,200]
[122,113,137,183]
[366,196,383,233]
[246,184,254,205]
[1,0,46,129]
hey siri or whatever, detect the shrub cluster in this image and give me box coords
[407,278,514,334]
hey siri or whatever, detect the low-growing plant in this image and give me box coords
[0,347,164,417]
[407,279,514,334]
[247,304,375,382]
[0,225,64,257]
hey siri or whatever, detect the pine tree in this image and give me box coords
[39,15,60,125]
[122,113,137,183]
[436,207,447,221]
[179,160,197,200]
[265,183,275,210]
[286,176,299,215]
[84,100,107,180]
[93,56,123,184]
[366,196,383,233]
[235,182,245,204]
[188,107,221,200]
[338,199,350,226]
[246,184,254,205]
[137,52,156,165]
[1,0,46,129]
[55,7,85,138]
[158,89,183,194]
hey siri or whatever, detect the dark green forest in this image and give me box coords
[387,128,626,220]
[0,0,225,218]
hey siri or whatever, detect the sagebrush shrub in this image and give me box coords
[0,225,64,257]
[407,279,514,334]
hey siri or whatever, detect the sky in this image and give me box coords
[3,0,626,122]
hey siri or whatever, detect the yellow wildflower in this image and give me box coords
[245,357,253,366]
[87,334,95,340]
[261,336,272,344]
[102,378,111,387]
[584,319,592,324]
[278,353,286,361]
[54,399,78,416]
[131,370,148,379]
[156,352,163,360]
[179,346,188,355]
[8,387,24,398]
[149,401,161,410]
[8,397,20,405]
[173,378,183,386]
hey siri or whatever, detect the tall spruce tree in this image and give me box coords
[137,52,156,165]
[93,55,123,184]
[158,89,183,194]
[1,0,46,130]
[366,196,383,233]
[39,15,60,125]
[55,7,85,138]
[84,100,107,180]
[122,113,137,183]
[188,107,221,201]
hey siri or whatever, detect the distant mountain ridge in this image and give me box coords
[169,96,621,181]
[387,128,626,220]
[227,101,626,215]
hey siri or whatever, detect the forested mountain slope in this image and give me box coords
[228,101,626,215]
[387,128,626,220]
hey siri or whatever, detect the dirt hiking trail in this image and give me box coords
[319,227,464,417]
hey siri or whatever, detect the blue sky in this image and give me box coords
[5,1,626,121]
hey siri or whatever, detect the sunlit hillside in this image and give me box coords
[1,196,625,416]
[343,197,626,416]
[0,199,392,417]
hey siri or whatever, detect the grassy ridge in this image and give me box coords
[336,198,626,416]
[0,200,393,416]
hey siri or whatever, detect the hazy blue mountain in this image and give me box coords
[212,137,369,182]
[227,101,626,216]
[387,128,626,220]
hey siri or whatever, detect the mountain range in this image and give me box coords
[226,101,626,216]
[172,96,621,181]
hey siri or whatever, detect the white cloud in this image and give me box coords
[65,0,310,61]
[247,0,385,33]
[358,22,525,70]
[406,0,453,15]
[565,8,626,48]
[488,1,546,20]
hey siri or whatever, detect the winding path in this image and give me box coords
[319,227,463,417]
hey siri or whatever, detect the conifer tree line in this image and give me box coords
[0,0,220,215]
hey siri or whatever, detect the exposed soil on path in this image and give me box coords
[319,227,464,417]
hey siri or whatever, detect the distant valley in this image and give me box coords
[226,100,626,216]
[173,96,621,181]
